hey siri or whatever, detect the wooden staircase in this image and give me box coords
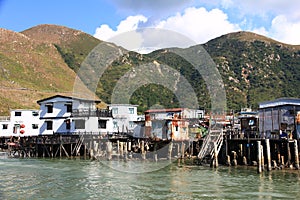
[198,129,223,162]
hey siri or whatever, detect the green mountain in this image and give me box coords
[203,31,300,110]
[0,24,299,115]
[94,31,300,112]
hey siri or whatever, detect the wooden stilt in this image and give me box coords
[266,139,272,171]
[168,141,173,160]
[232,151,237,166]
[106,141,112,160]
[154,142,158,162]
[287,140,291,166]
[294,140,299,169]
[281,156,285,168]
[261,144,264,171]
[141,140,146,160]
[242,156,247,165]
[226,155,231,166]
[211,142,218,168]
[257,141,262,174]
[181,142,185,159]
[120,142,124,158]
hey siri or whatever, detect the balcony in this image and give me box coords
[71,109,113,118]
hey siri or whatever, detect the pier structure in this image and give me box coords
[1,95,300,173]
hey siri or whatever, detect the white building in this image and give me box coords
[109,104,139,133]
[37,95,113,135]
[0,109,40,137]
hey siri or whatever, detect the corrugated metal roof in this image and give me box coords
[259,98,300,109]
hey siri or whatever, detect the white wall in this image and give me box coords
[109,104,138,132]
[39,96,113,135]
[0,110,40,137]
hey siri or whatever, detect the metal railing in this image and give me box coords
[71,109,113,118]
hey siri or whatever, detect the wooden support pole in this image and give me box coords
[117,140,120,157]
[257,141,262,174]
[281,156,285,168]
[61,144,69,158]
[211,142,218,168]
[181,142,185,159]
[261,144,264,171]
[287,141,291,166]
[277,143,281,165]
[266,139,272,171]
[35,137,38,157]
[177,143,180,158]
[60,135,62,158]
[239,143,243,158]
[190,140,193,157]
[106,141,112,160]
[70,143,73,158]
[90,137,94,159]
[168,141,173,160]
[141,140,146,160]
[84,142,87,159]
[294,140,299,170]
[128,141,131,152]
[232,151,237,166]
[226,155,231,166]
[124,142,128,160]
[154,142,158,162]
[51,137,54,158]
[242,156,247,165]
[120,142,124,158]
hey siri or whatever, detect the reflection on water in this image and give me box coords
[0,158,300,199]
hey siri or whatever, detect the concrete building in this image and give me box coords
[0,109,40,137]
[109,104,139,133]
[37,95,113,135]
[144,108,194,141]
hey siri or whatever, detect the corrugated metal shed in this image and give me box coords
[258,98,300,139]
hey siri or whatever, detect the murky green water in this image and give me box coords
[0,157,300,200]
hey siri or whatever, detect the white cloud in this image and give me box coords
[156,7,240,44]
[269,15,300,44]
[94,7,241,52]
[251,27,268,37]
[94,15,147,40]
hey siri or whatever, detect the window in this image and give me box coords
[112,108,118,114]
[129,108,134,114]
[65,119,71,130]
[197,113,203,119]
[46,121,53,130]
[113,121,118,128]
[98,120,107,129]
[2,124,8,129]
[66,103,72,113]
[15,111,22,116]
[46,104,53,113]
[32,124,39,129]
[129,121,134,128]
[32,111,39,116]
[75,119,85,129]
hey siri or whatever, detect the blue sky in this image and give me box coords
[1,0,300,46]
